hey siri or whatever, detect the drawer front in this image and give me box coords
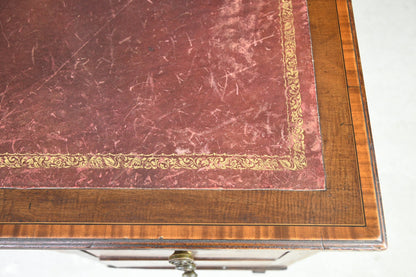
[84,249,316,271]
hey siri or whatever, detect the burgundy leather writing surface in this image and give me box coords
[0,0,325,189]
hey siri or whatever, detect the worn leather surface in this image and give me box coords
[0,0,324,189]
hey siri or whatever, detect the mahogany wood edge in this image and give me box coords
[0,237,386,250]
[345,0,387,249]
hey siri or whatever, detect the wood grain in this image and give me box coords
[0,0,386,250]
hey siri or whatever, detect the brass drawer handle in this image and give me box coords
[169,250,198,277]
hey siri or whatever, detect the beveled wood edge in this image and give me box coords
[335,0,386,249]
[0,237,385,251]
[344,0,387,249]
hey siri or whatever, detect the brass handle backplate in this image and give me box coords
[169,250,198,277]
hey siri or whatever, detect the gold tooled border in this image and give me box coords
[0,0,305,171]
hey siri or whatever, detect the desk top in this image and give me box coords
[0,0,386,250]
[0,0,324,190]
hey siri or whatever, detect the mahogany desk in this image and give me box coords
[0,0,386,274]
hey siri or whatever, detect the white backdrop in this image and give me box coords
[1,0,415,276]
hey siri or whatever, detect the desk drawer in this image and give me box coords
[84,249,316,272]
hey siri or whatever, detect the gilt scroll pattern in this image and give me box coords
[0,153,298,170]
[281,0,306,169]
